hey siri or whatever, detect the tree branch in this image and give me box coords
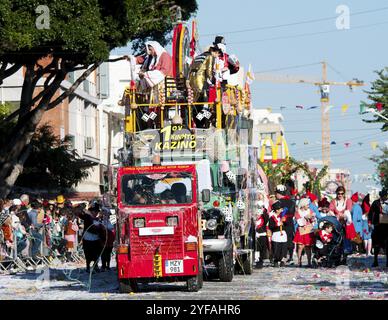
[0,63,23,85]
[105,56,127,63]
[71,65,88,71]
[46,62,102,110]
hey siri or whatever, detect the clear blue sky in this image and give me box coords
[197,0,387,194]
[114,0,388,193]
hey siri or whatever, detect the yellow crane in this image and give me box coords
[254,61,365,167]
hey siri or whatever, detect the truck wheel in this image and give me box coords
[242,251,253,275]
[218,250,234,282]
[119,279,139,293]
[186,275,201,292]
[186,261,203,292]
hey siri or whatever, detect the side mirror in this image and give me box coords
[202,189,211,203]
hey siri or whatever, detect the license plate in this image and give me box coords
[165,260,184,274]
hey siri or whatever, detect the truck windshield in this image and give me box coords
[121,172,193,206]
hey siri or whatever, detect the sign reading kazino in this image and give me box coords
[154,125,197,151]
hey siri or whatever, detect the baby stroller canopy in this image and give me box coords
[318,216,342,233]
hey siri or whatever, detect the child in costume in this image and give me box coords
[293,198,316,267]
[361,211,372,256]
[315,222,334,263]
[255,205,269,268]
[268,201,288,267]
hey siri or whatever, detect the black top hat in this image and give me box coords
[213,36,226,45]
[272,201,283,211]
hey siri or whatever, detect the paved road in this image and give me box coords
[0,255,387,300]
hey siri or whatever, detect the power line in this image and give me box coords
[286,128,378,133]
[228,20,388,45]
[326,62,350,82]
[201,6,388,37]
[253,62,321,74]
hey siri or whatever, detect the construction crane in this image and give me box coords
[254,61,365,167]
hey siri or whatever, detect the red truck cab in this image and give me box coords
[116,164,203,292]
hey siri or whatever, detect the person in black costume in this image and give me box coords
[368,189,388,268]
[275,184,296,264]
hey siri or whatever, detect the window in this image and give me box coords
[121,172,193,206]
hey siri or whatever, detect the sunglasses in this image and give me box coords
[337,192,344,195]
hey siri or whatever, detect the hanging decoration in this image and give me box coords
[141,111,157,122]
[196,109,212,121]
[307,106,319,110]
[371,141,379,150]
[376,102,384,112]
[331,141,336,145]
[359,102,368,114]
[344,142,351,148]
[296,105,304,109]
[341,104,349,114]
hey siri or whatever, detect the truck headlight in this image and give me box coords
[133,218,145,228]
[206,219,217,230]
[166,216,178,226]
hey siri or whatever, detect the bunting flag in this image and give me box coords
[331,141,337,145]
[291,143,296,146]
[359,103,368,114]
[371,141,379,150]
[324,105,334,114]
[307,106,319,110]
[296,105,304,109]
[358,142,363,146]
[304,141,309,145]
[341,104,349,114]
[280,106,286,111]
[344,142,351,148]
[376,102,384,112]
[267,107,272,113]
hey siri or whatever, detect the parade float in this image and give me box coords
[114,13,268,291]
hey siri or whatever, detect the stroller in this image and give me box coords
[312,216,345,268]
